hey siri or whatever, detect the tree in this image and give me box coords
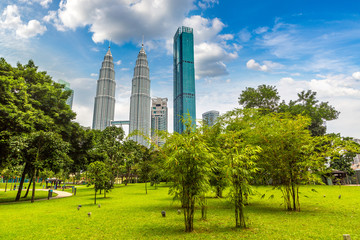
[0,58,76,201]
[279,90,339,136]
[327,135,360,176]
[138,146,153,194]
[10,131,70,202]
[87,161,110,204]
[238,84,280,113]
[162,117,212,232]
[218,109,261,227]
[1,168,12,192]
[250,112,326,211]
[121,140,141,185]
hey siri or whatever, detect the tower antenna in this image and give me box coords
[142,35,144,47]
[109,38,111,48]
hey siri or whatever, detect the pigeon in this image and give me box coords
[77,207,80,211]
[88,212,92,217]
[98,204,101,208]
[177,209,181,215]
[339,194,341,199]
[161,210,166,217]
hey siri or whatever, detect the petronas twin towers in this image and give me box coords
[92,44,150,146]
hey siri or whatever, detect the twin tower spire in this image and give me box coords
[92,44,151,146]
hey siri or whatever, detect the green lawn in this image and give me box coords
[0,184,359,239]
[0,190,58,203]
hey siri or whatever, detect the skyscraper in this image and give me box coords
[58,79,74,109]
[151,97,168,146]
[202,110,220,127]
[129,44,151,146]
[92,47,116,130]
[173,26,196,133]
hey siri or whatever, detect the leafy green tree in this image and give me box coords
[218,109,262,227]
[10,131,70,202]
[279,90,339,136]
[162,117,213,232]
[138,146,153,194]
[238,84,280,113]
[327,135,360,176]
[0,58,76,201]
[1,168,12,192]
[122,140,141,185]
[250,112,327,211]
[87,161,110,204]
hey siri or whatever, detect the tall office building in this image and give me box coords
[173,26,196,133]
[92,47,116,130]
[202,110,220,127]
[151,97,168,146]
[58,79,74,109]
[129,44,151,146]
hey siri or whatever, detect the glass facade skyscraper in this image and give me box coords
[202,110,220,127]
[92,47,116,130]
[129,45,151,146]
[173,26,196,133]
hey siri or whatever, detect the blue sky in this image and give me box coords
[1,0,360,138]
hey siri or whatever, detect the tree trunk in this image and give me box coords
[104,190,106,198]
[4,179,7,192]
[145,181,147,194]
[94,188,97,204]
[15,163,28,201]
[22,177,33,198]
[31,168,36,203]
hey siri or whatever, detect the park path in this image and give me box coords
[0,189,73,204]
[37,189,72,199]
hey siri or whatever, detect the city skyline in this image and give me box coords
[1,1,360,138]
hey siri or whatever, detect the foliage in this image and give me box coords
[87,161,110,204]
[278,90,339,136]
[162,116,213,232]
[238,84,339,136]
[238,84,280,113]
[327,135,360,175]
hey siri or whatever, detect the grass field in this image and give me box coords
[0,183,359,239]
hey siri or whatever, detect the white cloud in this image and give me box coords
[246,59,268,72]
[246,59,284,72]
[277,74,360,138]
[46,0,195,43]
[0,5,46,38]
[115,60,122,65]
[254,26,268,34]
[278,74,360,98]
[16,20,46,38]
[352,72,360,80]
[198,0,219,9]
[90,73,98,77]
[183,15,239,79]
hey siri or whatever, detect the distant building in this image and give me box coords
[151,97,168,146]
[129,44,151,146]
[202,110,219,127]
[173,26,196,133]
[58,79,74,109]
[92,47,116,130]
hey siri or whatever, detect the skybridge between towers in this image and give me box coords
[111,120,130,126]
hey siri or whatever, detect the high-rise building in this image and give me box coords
[58,79,74,109]
[129,44,151,146]
[173,26,196,134]
[151,97,168,146]
[202,110,220,127]
[92,47,116,130]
